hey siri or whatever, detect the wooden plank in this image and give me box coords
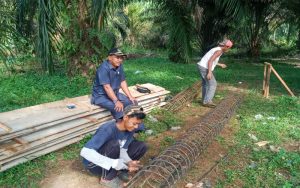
[270,66,295,96]
[0,104,92,135]
[0,117,111,162]
[0,102,166,171]
[120,83,166,97]
[0,87,169,137]
[139,83,166,93]
[0,93,168,142]
[0,96,91,121]
[0,111,110,152]
[136,90,169,102]
[0,120,107,164]
[0,99,165,156]
[0,122,12,134]
[0,108,104,142]
[0,102,163,165]
[0,131,92,172]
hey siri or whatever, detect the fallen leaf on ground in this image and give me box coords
[255,141,270,147]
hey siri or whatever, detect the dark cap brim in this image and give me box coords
[109,53,127,57]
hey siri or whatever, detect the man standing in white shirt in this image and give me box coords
[197,39,233,108]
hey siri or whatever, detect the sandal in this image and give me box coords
[99,177,124,188]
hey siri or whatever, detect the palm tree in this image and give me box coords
[8,0,290,75]
[283,0,300,49]
[0,0,18,72]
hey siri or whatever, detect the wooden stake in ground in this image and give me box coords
[262,62,295,98]
[270,66,295,97]
[263,63,272,98]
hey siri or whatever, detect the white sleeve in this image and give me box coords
[120,148,132,163]
[80,147,115,170]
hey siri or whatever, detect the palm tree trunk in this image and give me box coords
[296,26,300,50]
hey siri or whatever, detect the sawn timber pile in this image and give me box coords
[0,83,170,172]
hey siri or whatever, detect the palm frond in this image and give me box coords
[0,0,18,72]
[91,0,134,29]
[153,0,195,63]
[37,0,61,74]
[16,0,37,38]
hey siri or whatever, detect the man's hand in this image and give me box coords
[129,97,137,105]
[219,63,227,68]
[207,71,212,80]
[114,101,124,112]
[127,160,142,172]
[112,159,128,170]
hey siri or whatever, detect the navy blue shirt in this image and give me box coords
[92,60,126,104]
[85,120,135,151]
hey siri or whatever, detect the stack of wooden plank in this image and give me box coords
[0,83,170,172]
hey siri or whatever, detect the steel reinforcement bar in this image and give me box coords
[127,93,243,188]
[164,81,201,112]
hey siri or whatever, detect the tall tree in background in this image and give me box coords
[243,0,274,57]
[283,0,300,50]
[153,0,195,63]
[196,0,240,54]
[36,0,60,74]
[2,0,298,75]
[0,1,17,72]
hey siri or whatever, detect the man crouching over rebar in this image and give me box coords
[80,104,147,187]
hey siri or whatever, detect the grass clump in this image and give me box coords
[0,73,90,112]
[0,155,49,188]
[216,92,300,187]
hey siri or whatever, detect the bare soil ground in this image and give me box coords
[39,89,242,188]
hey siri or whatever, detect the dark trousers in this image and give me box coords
[95,93,145,131]
[97,93,132,120]
[86,140,147,180]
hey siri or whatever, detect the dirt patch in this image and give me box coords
[39,91,240,188]
[174,118,239,187]
[39,155,101,188]
[282,141,300,152]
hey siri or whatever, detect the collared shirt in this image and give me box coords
[91,60,126,104]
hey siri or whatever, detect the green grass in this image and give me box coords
[0,72,90,112]
[0,55,299,187]
[216,93,300,187]
[0,153,51,188]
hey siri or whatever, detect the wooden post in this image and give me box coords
[263,63,272,98]
[262,64,267,94]
[270,66,295,96]
[263,62,295,97]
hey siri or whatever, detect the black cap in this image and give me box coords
[108,48,127,57]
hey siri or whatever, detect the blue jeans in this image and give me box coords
[92,92,145,132]
[95,93,132,120]
[197,65,217,104]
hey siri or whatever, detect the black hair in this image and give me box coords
[127,112,146,120]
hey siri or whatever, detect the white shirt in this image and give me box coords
[197,47,222,71]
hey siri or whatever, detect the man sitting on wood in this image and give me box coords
[91,48,139,120]
[80,104,147,187]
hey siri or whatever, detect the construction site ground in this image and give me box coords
[39,86,242,188]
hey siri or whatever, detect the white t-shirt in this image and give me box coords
[197,47,222,71]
